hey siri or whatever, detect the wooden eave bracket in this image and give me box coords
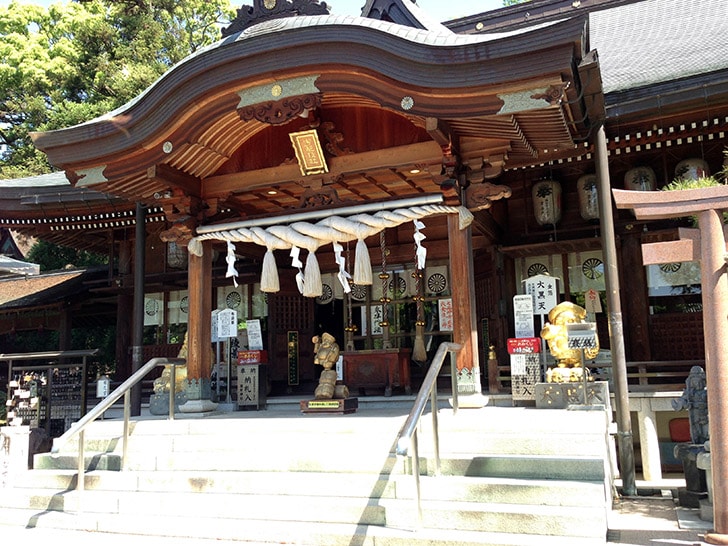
[465,182,512,212]
[577,49,606,126]
[147,164,202,198]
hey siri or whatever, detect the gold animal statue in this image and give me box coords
[540,301,599,383]
[153,333,189,394]
[312,332,348,399]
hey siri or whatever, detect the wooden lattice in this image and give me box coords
[650,312,704,360]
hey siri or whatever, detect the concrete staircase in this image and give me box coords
[0,398,613,545]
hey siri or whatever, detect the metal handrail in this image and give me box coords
[51,356,185,491]
[394,341,461,527]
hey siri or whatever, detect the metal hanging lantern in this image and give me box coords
[532,179,562,227]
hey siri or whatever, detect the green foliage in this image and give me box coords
[662,176,725,191]
[26,239,107,271]
[661,154,728,225]
[73,323,117,377]
[0,0,235,171]
[502,0,532,5]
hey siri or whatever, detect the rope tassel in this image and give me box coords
[353,238,372,285]
[412,322,427,363]
[260,248,280,293]
[302,250,322,297]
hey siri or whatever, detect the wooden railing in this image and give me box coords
[491,358,700,393]
[588,360,703,391]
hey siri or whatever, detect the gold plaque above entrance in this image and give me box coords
[289,129,329,176]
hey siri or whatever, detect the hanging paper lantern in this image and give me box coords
[532,179,562,227]
[577,174,599,222]
[624,166,656,191]
[674,158,710,181]
[166,242,188,269]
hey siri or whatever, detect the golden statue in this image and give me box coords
[312,332,348,399]
[153,333,189,394]
[540,301,598,383]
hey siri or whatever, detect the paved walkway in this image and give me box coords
[608,496,712,545]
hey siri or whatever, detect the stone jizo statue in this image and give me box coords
[672,365,709,445]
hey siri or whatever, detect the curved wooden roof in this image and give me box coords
[29,13,600,226]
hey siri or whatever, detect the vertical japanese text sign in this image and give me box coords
[524,274,558,317]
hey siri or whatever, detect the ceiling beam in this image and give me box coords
[201,140,442,199]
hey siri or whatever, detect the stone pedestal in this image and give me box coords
[698,441,713,521]
[179,399,219,415]
[674,443,708,508]
[149,391,188,415]
[534,381,611,410]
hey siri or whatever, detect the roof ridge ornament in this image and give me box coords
[222,0,331,37]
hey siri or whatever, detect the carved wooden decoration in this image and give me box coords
[297,186,342,208]
[319,121,352,157]
[159,217,198,246]
[465,182,512,212]
[239,94,322,125]
[531,83,570,106]
[222,0,331,37]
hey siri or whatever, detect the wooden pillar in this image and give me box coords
[183,239,215,411]
[115,239,133,379]
[58,306,72,352]
[620,233,651,361]
[447,214,482,397]
[130,203,146,416]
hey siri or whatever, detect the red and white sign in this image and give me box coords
[507,337,541,354]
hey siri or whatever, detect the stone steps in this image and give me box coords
[1,400,613,545]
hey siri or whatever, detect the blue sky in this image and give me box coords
[0,0,505,22]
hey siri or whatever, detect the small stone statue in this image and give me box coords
[312,332,348,400]
[672,366,709,445]
[540,301,598,383]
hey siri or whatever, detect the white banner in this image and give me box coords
[438,298,454,332]
[513,294,535,338]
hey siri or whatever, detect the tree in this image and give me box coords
[25,239,106,271]
[0,0,235,178]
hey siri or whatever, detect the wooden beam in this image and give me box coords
[425,117,452,147]
[202,141,442,199]
[147,164,201,197]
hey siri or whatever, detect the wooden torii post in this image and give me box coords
[613,185,728,544]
